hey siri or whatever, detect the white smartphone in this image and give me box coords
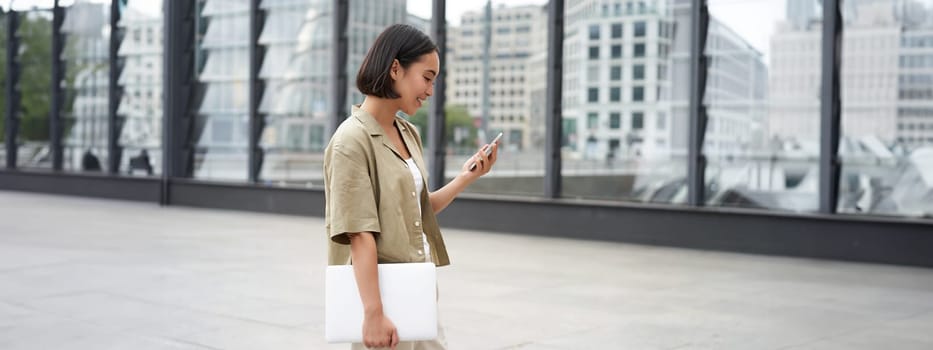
[470,132,503,171]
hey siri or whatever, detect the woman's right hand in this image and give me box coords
[362,311,399,349]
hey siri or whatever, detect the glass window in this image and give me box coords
[634,21,646,37]
[118,0,165,176]
[587,112,599,129]
[562,118,577,151]
[632,86,644,101]
[445,1,548,196]
[838,0,933,217]
[15,9,55,170]
[633,64,645,80]
[704,0,819,212]
[588,87,599,102]
[611,44,622,58]
[587,66,600,81]
[264,0,370,183]
[611,65,622,81]
[589,24,600,40]
[193,0,250,182]
[611,23,623,39]
[589,46,600,59]
[609,138,621,154]
[634,43,646,57]
[562,1,687,202]
[61,1,112,173]
[610,87,621,102]
[308,124,325,151]
[632,112,644,130]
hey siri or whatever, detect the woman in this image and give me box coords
[324,24,498,350]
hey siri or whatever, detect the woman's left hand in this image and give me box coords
[460,142,499,181]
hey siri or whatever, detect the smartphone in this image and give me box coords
[470,132,503,171]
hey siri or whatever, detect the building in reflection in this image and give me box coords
[761,0,933,215]
[188,0,406,183]
[771,0,933,150]
[117,1,164,174]
[61,2,111,171]
[107,0,409,182]
[447,4,545,152]
[561,0,767,162]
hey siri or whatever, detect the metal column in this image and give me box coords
[50,0,65,170]
[4,11,20,169]
[328,0,349,138]
[819,0,843,213]
[162,0,197,204]
[544,0,564,198]
[480,0,491,138]
[108,0,123,174]
[687,0,710,206]
[428,0,447,190]
[248,0,265,183]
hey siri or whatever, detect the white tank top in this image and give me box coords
[404,158,431,263]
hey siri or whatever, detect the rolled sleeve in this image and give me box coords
[326,139,381,245]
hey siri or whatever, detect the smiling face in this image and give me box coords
[390,51,439,116]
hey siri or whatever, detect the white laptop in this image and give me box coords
[325,262,437,343]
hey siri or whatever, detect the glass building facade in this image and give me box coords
[1,0,932,225]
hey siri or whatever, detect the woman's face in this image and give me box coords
[391,51,439,116]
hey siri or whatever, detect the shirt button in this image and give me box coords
[417,250,424,255]
[414,221,421,227]
[411,191,416,197]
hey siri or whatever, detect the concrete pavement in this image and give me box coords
[1,191,932,349]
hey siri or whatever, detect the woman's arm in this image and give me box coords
[429,143,498,214]
[348,232,399,349]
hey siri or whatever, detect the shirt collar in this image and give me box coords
[351,104,406,136]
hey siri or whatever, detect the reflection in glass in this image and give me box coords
[15,10,53,169]
[259,0,407,186]
[700,0,818,211]
[193,0,250,181]
[838,0,933,217]
[118,0,164,176]
[444,2,548,196]
[61,1,110,173]
[259,1,331,185]
[561,0,688,202]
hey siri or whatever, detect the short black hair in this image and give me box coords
[356,24,438,99]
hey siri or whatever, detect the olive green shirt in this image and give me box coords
[324,105,450,267]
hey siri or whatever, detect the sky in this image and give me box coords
[708,0,786,62]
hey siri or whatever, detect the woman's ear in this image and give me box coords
[389,59,401,80]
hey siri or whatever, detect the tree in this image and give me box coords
[18,12,53,142]
[409,103,476,148]
[0,12,53,143]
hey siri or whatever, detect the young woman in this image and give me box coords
[324,24,499,350]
